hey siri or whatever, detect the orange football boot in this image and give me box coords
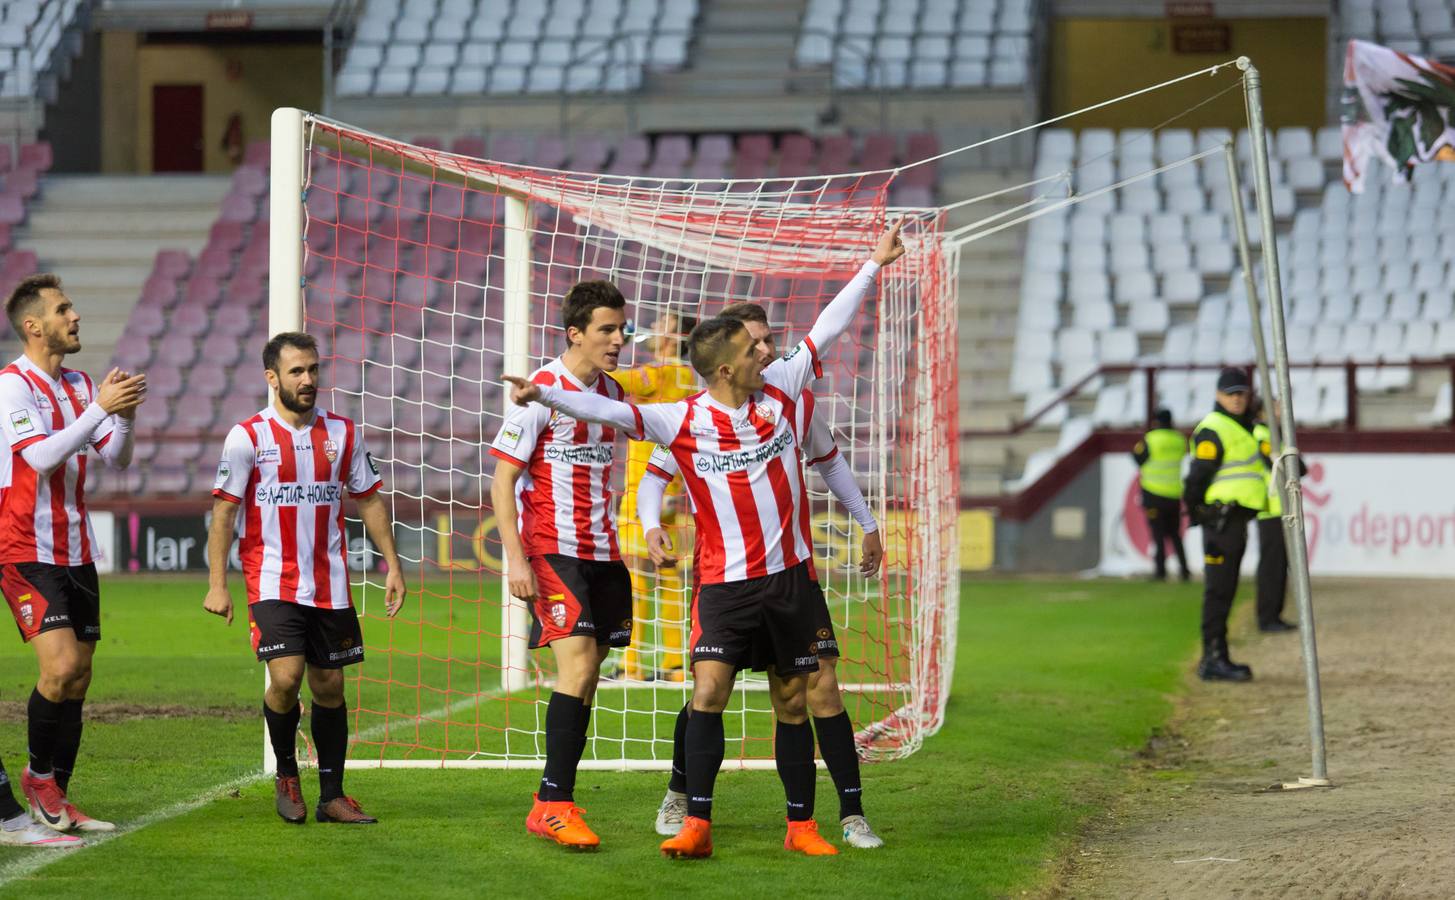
[660,814,712,858]
[784,819,838,856]
[526,794,600,850]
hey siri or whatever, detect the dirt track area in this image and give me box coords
[1053,578,1455,899]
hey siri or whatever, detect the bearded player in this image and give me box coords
[204,331,406,825]
[488,280,633,850]
[504,222,905,858]
[609,310,698,682]
[641,299,886,849]
[0,274,145,834]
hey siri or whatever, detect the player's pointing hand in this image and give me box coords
[871,220,907,267]
[502,375,542,406]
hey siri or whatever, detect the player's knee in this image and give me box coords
[307,668,345,706]
[40,653,89,696]
[690,680,730,714]
[807,677,844,718]
[268,668,304,700]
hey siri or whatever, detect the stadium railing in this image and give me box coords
[961,358,1455,514]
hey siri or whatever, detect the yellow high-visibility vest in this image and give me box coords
[1195,410,1267,511]
[1138,428,1186,500]
[1253,423,1281,519]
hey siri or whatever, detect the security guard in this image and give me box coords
[1183,367,1264,682]
[1132,408,1189,581]
[1252,397,1300,633]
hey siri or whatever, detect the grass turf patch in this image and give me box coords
[0,575,1202,897]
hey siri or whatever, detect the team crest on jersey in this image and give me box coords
[18,598,32,629]
[324,440,339,463]
[753,402,777,425]
[549,602,568,628]
[8,409,34,435]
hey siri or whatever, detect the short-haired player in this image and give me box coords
[503,222,905,857]
[0,274,146,834]
[488,280,633,850]
[204,332,406,825]
[642,299,886,849]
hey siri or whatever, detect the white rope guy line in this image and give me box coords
[938,74,1249,218]
[943,146,1226,247]
[306,58,1246,193]
[893,57,1246,176]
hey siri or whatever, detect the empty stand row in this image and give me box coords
[1342,0,1455,57]
[340,0,696,96]
[799,0,1032,88]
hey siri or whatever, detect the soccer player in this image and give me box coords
[1,274,146,834]
[502,222,905,858]
[488,280,634,850]
[609,311,698,682]
[640,299,887,849]
[0,756,80,847]
[203,332,406,825]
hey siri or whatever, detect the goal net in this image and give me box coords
[268,109,959,769]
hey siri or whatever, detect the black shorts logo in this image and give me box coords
[816,628,831,640]
[340,637,354,649]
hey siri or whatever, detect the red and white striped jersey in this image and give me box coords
[212,406,381,608]
[0,357,117,566]
[632,338,822,584]
[489,357,625,561]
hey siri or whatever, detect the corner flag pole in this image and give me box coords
[1238,58,1330,787]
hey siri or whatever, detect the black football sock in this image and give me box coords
[571,699,593,796]
[263,701,302,779]
[684,709,724,821]
[667,702,690,794]
[539,691,583,802]
[0,760,26,820]
[814,712,864,819]
[311,701,349,803]
[775,719,816,823]
[51,700,84,794]
[26,688,63,776]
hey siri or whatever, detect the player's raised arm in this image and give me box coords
[803,221,905,355]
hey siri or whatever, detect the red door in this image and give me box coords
[152,84,205,172]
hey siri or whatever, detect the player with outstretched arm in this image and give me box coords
[502,223,905,858]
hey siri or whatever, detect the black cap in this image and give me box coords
[1154,407,1173,427]
[1216,367,1250,394]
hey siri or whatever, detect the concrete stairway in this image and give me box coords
[13,175,230,376]
[941,166,1035,496]
[640,0,822,131]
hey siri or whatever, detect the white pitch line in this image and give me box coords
[0,688,508,887]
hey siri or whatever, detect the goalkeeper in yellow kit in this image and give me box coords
[610,311,697,681]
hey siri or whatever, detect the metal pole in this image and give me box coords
[265,106,307,776]
[500,195,533,693]
[1223,141,1282,454]
[1241,58,1329,787]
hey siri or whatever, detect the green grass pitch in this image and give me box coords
[0,575,1201,897]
